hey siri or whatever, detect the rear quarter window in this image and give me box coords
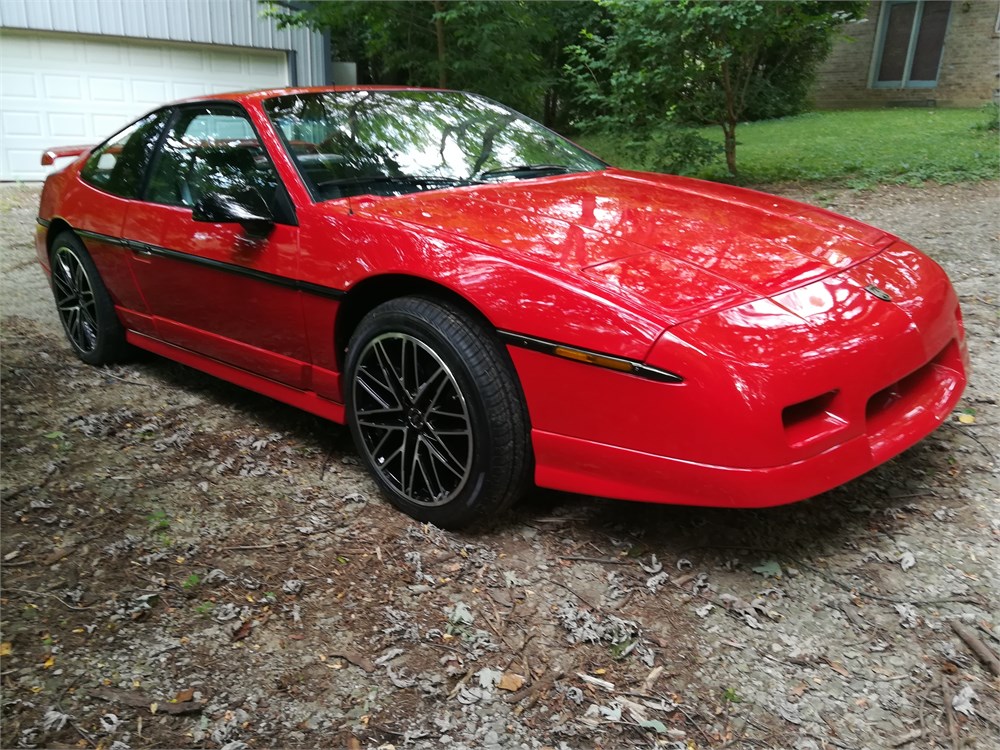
[80,109,170,198]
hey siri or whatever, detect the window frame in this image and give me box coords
[869,0,952,89]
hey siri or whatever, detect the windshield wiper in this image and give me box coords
[316,174,480,190]
[475,164,578,180]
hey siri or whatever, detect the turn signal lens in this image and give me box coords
[498,331,683,384]
[553,346,634,373]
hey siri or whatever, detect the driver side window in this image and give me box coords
[146,107,279,209]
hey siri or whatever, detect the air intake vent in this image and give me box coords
[782,390,845,448]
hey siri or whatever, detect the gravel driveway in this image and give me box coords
[2,180,998,750]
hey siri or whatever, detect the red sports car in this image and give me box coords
[36,87,968,528]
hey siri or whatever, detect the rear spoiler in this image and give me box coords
[41,145,93,166]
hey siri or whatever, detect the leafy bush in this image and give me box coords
[973,103,999,133]
[579,125,720,175]
[619,126,721,174]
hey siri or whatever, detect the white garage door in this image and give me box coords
[0,29,290,180]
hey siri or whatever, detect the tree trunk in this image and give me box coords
[720,59,739,176]
[543,89,557,128]
[431,0,447,88]
[722,122,738,176]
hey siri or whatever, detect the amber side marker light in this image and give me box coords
[553,346,633,372]
[499,331,683,384]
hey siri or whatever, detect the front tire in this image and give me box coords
[345,297,531,529]
[49,231,128,365]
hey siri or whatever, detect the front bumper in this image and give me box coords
[530,337,965,507]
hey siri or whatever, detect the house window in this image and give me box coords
[873,0,951,88]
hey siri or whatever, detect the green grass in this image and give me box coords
[576,108,1000,188]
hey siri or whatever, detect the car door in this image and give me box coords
[58,109,172,339]
[123,104,311,388]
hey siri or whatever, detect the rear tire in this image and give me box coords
[49,231,128,366]
[345,296,531,529]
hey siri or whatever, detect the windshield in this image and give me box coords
[263,90,605,201]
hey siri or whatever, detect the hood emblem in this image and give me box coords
[864,284,892,302]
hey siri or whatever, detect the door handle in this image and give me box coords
[125,239,153,256]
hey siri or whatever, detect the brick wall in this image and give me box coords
[812,0,1000,109]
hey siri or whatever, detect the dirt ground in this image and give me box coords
[1,180,998,750]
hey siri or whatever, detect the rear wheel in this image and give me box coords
[345,297,531,528]
[49,232,128,365]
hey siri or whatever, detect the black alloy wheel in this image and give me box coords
[49,232,128,365]
[345,297,531,528]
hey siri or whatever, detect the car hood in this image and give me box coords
[357,168,895,325]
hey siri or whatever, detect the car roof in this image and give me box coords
[175,85,444,106]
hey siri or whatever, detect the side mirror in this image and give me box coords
[193,189,274,238]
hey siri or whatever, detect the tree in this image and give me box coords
[262,1,598,127]
[567,0,865,175]
[264,1,460,87]
[527,1,605,130]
